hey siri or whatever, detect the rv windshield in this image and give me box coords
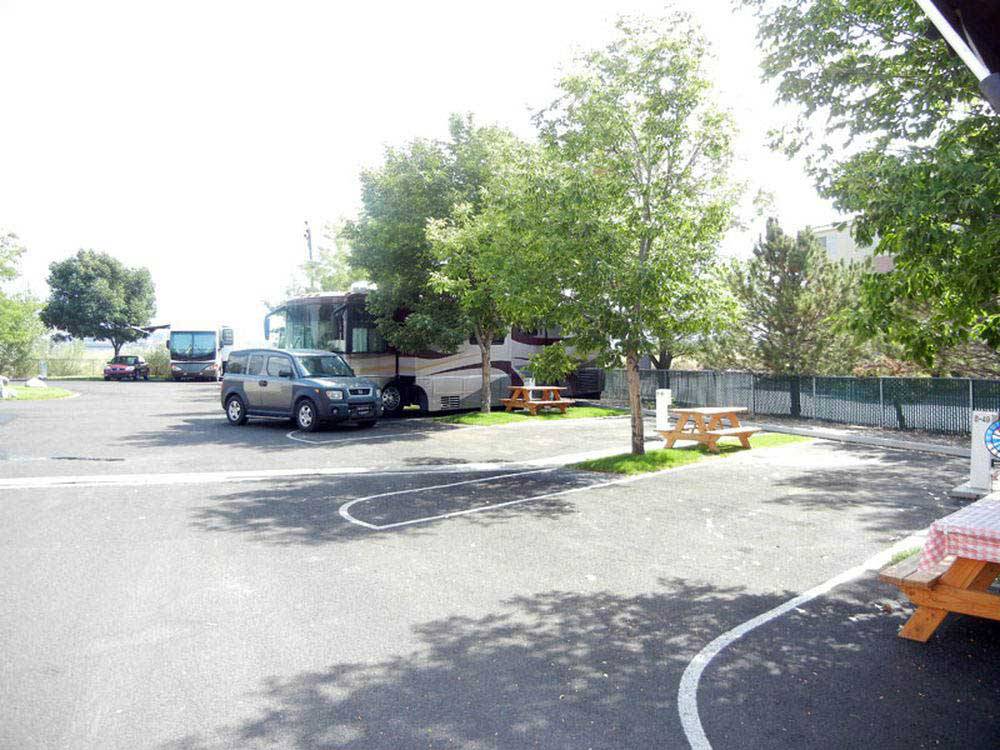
[170,332,217,361]
[294,354,355,378]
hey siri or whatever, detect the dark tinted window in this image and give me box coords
[295,354,355,378]
[266,355,293,377]
[227,354,247,375]
[247,354,265,376]
[468,332,507,346]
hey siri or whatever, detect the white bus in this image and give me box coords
[264,290,602,415]
[167,324,235,381]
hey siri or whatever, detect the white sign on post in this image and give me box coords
[970,411,995,493]
[656,389,672,431]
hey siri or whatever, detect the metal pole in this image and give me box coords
[879,378,885,428]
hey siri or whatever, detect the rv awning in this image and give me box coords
[918,0,1000,111]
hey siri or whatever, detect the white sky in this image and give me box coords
[0,0,838,346]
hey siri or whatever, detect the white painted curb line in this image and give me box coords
[677,532,928,749]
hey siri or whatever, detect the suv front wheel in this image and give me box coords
[295,398,318,432]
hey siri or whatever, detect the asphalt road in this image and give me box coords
[1,381,996,749]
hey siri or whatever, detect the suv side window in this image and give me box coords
[266,355,292,377]
[227,353,247,375]
[247,354,265,376]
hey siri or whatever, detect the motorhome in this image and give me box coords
[167,325,234,381]
[263,288,602,415]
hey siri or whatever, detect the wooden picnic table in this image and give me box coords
[657,406,760,454]
[880,496,1000,642]
[501,385,575,416]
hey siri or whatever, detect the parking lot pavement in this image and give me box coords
[4,417,995,749]
[0,380,646,479]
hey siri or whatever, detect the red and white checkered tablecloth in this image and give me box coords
[918,496,1000,571]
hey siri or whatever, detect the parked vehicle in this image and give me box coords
[167,324,234,381]
[104,355,150,381]
[263,287,604,417]
[220,348,382,431]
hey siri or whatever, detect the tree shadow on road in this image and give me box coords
[158,574,1000,750]
[763,441,967,534]
[190,470,588,546]
[158,578,788,749]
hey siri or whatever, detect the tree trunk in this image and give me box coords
[478,332,492,414]
[625,350,644,455]
[111,339,122,357]
[652,349,673,370]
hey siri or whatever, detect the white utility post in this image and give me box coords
[656,389,672,431]
[970,411,996,492]
[953,410,998,498]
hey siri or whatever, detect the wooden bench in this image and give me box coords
[880,552,1000,642]
[501,397,575,416]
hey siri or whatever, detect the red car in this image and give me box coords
[104,355,150,381]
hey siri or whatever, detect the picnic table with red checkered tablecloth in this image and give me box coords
[880,495,1000,642]
[919,496,1000,571]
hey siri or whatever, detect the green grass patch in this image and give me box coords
[6,385,76,401]
[435,405,627,426]
[572,432,812,475]
[888,546,922,566]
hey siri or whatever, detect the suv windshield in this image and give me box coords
[295,354,355,378]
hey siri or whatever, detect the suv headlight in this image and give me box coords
[375,388,381,398]
[326,390,344,401]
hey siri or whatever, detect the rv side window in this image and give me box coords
[227,354,247,375]
[349,305,388,354]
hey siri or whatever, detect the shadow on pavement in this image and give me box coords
[190,470,587,546]
[702,574,1000,749]
[159,578,791,750]
[765,441,967,534]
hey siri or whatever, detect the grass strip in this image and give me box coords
[5,385,76,401]
[434,406,627,426]
[572,432,812,475]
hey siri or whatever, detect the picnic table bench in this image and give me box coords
[880,495,1000,642]
[501,385,575,416]
[657,406,760,454]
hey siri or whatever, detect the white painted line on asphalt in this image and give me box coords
[677,532,928,750]
[338,468,557,529]
[338,453,748,530]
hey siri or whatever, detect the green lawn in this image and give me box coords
[572,432,812,475]
[5,385,76,401]
[435,405,627,426]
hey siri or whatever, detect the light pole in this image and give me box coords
[303,221,313,263]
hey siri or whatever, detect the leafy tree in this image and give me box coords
[0,231,44,376]
[1,231,23,281]
[735,219,862,377]
[344,120,469,355]
[506,14,738,454]
[426,126,533,413]
[287,221,366,297]
[743,0,1000,366]
[41,250,156,356]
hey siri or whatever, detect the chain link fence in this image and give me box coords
[602,369,1000,434]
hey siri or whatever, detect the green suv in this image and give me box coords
[221,348,382,431]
